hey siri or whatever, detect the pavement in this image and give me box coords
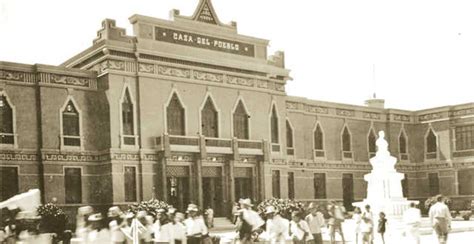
[210,217,474,244]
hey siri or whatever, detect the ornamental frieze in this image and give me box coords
[270,159,287,165]
[110,153,140,161]
[450,108,474,117]
[418,112,443,122]
[100,60,126,71]
[336,109,355,117]
[49,74,90,87]
[306,105,329,114]
[0,152,37,161]
[363,112,381,120]
[393,114,411,122]
[226,75,255,87]
[257,80,268,89]
[193,70,224,83]
[42,153,104,162]
[157,65,190,78]
[138,63,154,74]
[285,101,299,110]
[0,70,35,84]
[274,83,285,92]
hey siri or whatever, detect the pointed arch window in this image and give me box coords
[314,124,324,150]
[233,101,249,140]
[368,129,377,153]
[0,94,14,145]
[62,100,81,147]
[121,89,136,146]
[426,128,437,153]
[399,129,409,161]
[201,97,218,138]
[342,126,351,152]
[167,93,185,136]
[271,106,279,144]
[286,120,293,148]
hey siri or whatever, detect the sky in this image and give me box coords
[1,0,473,110]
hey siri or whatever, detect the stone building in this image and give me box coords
[1,0,473,216]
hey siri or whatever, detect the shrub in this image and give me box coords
[37,203,68,235]
[128,198,171,217]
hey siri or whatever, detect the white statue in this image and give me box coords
[371,131,396,172]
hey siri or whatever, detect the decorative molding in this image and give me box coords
[418,112,443,122]
[1,69,96,89]
[157,65,190,78]
[450,108,474,117]
[48,74,90,87]
[270,159,287,165]
[193,70,224,83]
[286,101,299,110]
[226,75,255,87]
[336,109,355,117]
[306,105,329,114]
[393,114,411,122]
[363,112,381,120]
[0,151,38,161]
[0,70,35,83]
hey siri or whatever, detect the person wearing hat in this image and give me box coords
[108,206,126,244]
[236,198,264,243]
[76,205,93,241]
[290,211,313,244]
[135,211,153,244]
[170,212,187,244]
[153,208,171,243]
[87,213,111,243]
[305,203,325,244]
[265,206,289,244]
[184,204,208,244]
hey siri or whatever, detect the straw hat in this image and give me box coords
[264,206,277,214]
[186,204,199,212]
[167,207,177,214]
[108,206,122,218]
[78,206,94,216]
[175,212,185,220]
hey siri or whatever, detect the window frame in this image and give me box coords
[455,124,474,151]
[0,91,17,148]
[231,97,251,140]
[367,127,377,158]
[64,166,83,204]
[199,93,220,138]
[164,90,187,136]
[124,165,139,203]
[398,127,410,161]
[424,126,438,161]
[313,122,325,159]
[341,125,353,159]
[59,96,83,151]
[285,118,295,156]
[119,84,139,149]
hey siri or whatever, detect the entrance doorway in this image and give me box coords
[235,177,252,201]
[342,173,354,211]
[202,177,224,216]
[167,177,190,213]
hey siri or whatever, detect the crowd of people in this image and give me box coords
[0,194,456,244]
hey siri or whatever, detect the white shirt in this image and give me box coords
[305,212,325,234]
[403,207,421,226]
[266,214,289,242]
[242,209,265,231]
[429,202,451,226]
[109,220,125,242]
[184,217,208,236]
[290,220,313,241]
[170,222,187,244]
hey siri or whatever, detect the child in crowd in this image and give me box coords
[378,212,387,244]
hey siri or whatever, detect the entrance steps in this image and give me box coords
[209,217,236,233]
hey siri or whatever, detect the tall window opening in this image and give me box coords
[428,173,440,196]
[65,168,82,204]
[314,173,327,199]
[272,170,281,198]
[0,94,14,145]
[399,130,408,154]
[426,128,437,153]
[201,97,218,138]
[122,89,135,145]
[455,125,474,151]
[124,166,137,202]
[233,100,249,139]
[0,167,18,201]
[62,100,81,147]
[368,129,376,153]
[342,126,351,151]
[314,124,324,150]
[167,93,185,136]
[288,172,295,199]
[286,120,293,148]
[270,105,279,143]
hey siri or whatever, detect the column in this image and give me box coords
[161,134,171,201]
[195,135,206,208]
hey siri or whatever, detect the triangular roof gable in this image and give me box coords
[192,0,220,25]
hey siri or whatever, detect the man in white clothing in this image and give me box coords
[305,203,325,244]
[184,204,208,244]
[265,206,289,244]
[403,202,421,244]
[429,195,452,244]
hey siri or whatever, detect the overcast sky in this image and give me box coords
[1,0,473,110]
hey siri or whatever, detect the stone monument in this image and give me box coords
[353,131,417,217]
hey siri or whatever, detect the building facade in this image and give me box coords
[1,0,473,216]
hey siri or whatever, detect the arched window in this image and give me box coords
[342,126,351,152]
[368,129,376,153]
[122,89,134,135]
[399,130,408,154]
[201,97,218,138]
[426,128,437,153]
[314,124,324,150]
[62,100,81,147]
[286,120,293,148]
[271,105,279,144]
[233,100,249,139]
[0,94,14,145]
[167,93,185,136]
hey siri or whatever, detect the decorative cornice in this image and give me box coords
[0,151,38,161]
